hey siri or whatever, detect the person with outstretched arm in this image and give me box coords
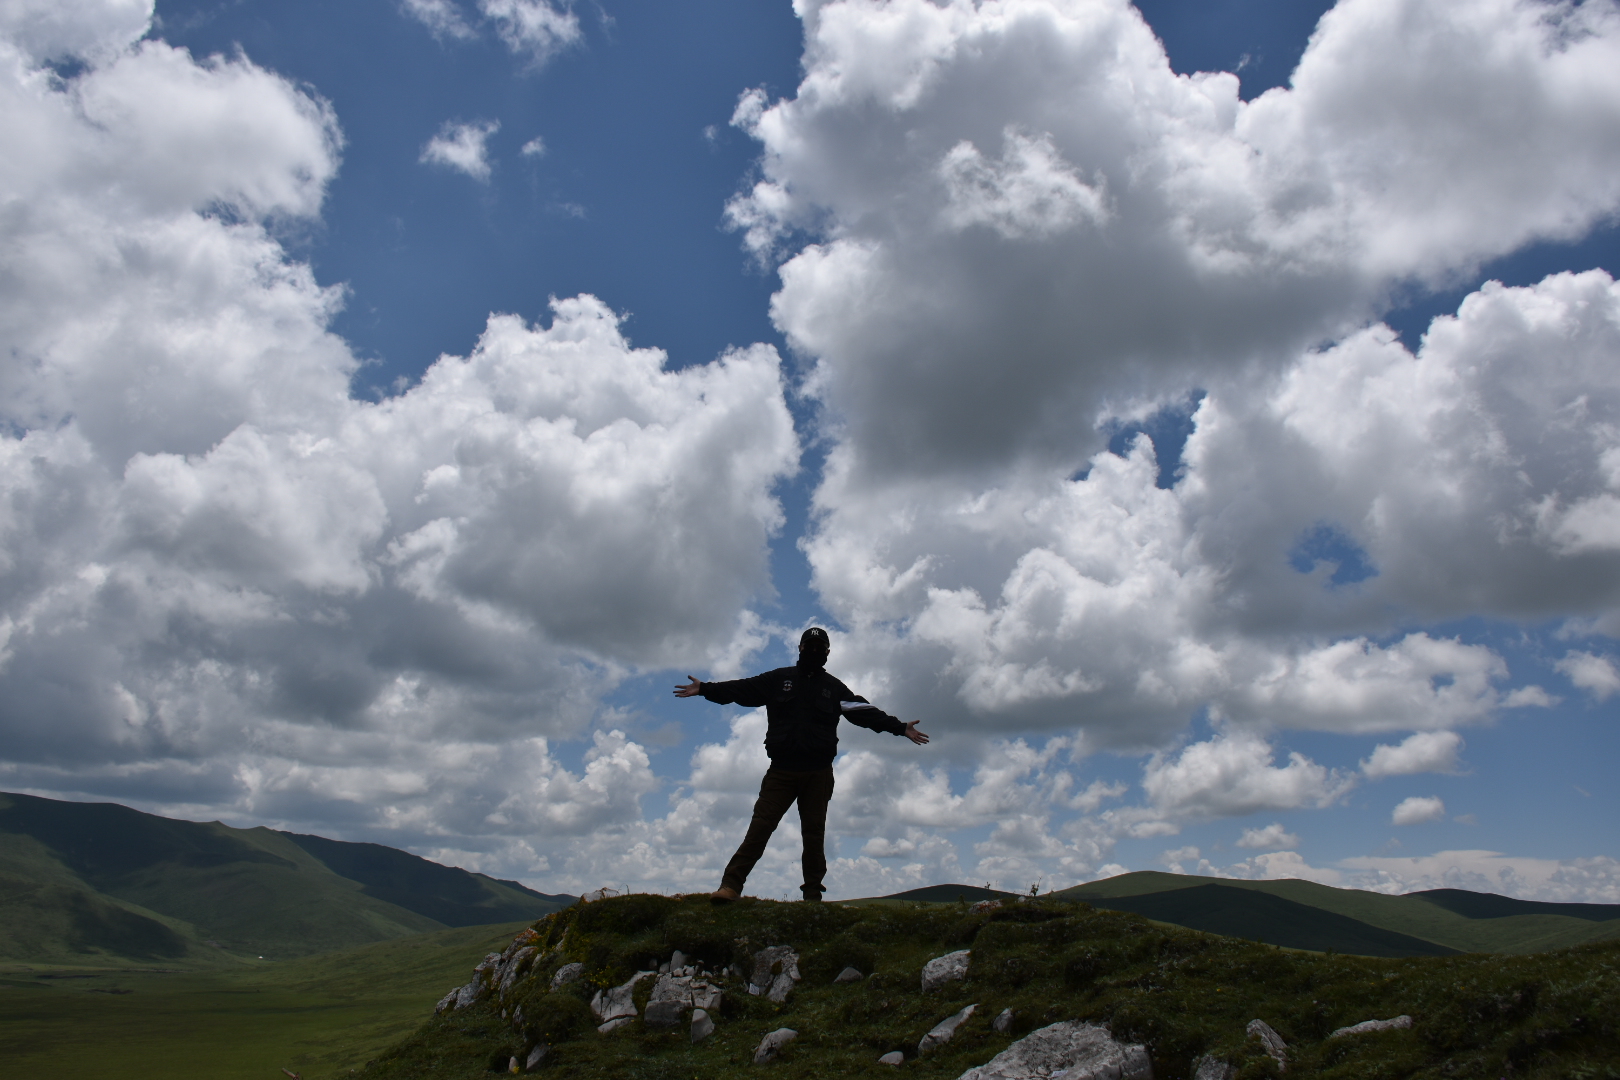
[674,626,929,903]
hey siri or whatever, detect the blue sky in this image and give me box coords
[1,0,1618,902]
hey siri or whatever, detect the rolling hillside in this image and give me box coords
[0,792,574,967]
[1051,871,1620,956]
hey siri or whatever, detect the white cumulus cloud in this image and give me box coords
[1142,729,1354,819]
[1362,731,1464,779]
[1236,822,1300,850]
[1392,795,1447,826]
[421,118,500,180]
[1555,650,1620,701]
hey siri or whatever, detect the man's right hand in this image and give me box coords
[674,676,703,698]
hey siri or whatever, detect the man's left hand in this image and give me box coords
[904,720,930,745]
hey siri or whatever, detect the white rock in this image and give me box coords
[1246,1020,1287,1071]
[590,971,654,1023]
[754,1027,797,1065]
[1191,1057,1233,1080]
[767,970,796,1003]
[956,1020,1152,1080]
[671,950,687,969]
[434,988,459,1014]
[581,886,620,903]
[993,1008,1014,1034]
[1329,1015,1413,1039]
[498,947,537,997]
[920,1004,977,1053]
[597,1017,635,1034]
[693,982,724,1012]
[550,962,584,990]
[749,946,801,998]
[651,973,694,1004]
[691,1008,715,1043]
[972,899,1003,913]
[524,1044,548,1071]
[922,950,971,992]
[835,967,863,984]
[879,1051,905,1065]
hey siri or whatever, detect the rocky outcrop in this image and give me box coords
[1246,1020,1288,1071]
[754,1027,797,1064]
[920,1003,977,1053]
[956,1020,1151,1080]
[1330,1015,1412,1038]
[749,945,801,1003]
[922,949,971,992]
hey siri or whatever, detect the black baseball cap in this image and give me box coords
[799,627,829,648]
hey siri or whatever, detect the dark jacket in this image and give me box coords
[699,665,907,771]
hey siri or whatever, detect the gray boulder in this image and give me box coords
[754,1027,797,1065]
[1246,1020,1287,1071]
[920,1003,977,1053]
[1330,1015,1412,1038]
[524,1044,548,1071]
[1191,1056,1234,1080]
[835,966,864,984]
[922,949,971,992]
[993,1008,1014,1034]
[956,1020,1151,1080]
[693,982,724,1012]
[651,973,693,1004]
[691,1008,715,1044]
[879,1051,906,1065]
[434,987,459,1015]
[590,971,653,1023]
[597,1016,634,1034]
[749,946,801,1003]
[550,962,584,990]
[644,999,689,1028]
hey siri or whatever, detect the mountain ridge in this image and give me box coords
[0,792,574,967]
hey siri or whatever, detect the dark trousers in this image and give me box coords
[721,766,835,896]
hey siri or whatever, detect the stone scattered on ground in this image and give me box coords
[920,1003,977,1053]
[835,966,864,984]
[879,1051,906,1065]
[591,971,654,1024]
[524,1044,548,1071]
[1191,1055,1233,1080]
[596,1017,634,1034]
[550,962,584,989]
[644,999,689,1028]
[956,1020,1151,1080]
[922,949,972,992]
[994,1008,1014,1034]
[753,1027,797,1064]
[691,1008,715,1044]
[1330,1015,1413,1038]
[1246,1020,1288,1071]
[749,945,801,1003]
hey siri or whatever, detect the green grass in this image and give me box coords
[0,920,532,1078]
[358,894,1620,1080]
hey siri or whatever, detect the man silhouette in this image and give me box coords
[674,627,929,902]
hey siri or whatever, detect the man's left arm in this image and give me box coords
[840,696,929,745]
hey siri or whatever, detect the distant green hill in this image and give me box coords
[0,792,574,966]
[1054,871,1620,956]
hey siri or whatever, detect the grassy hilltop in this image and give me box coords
[363,892,1620,1080]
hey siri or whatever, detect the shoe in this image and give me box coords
[710,886,740,904]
